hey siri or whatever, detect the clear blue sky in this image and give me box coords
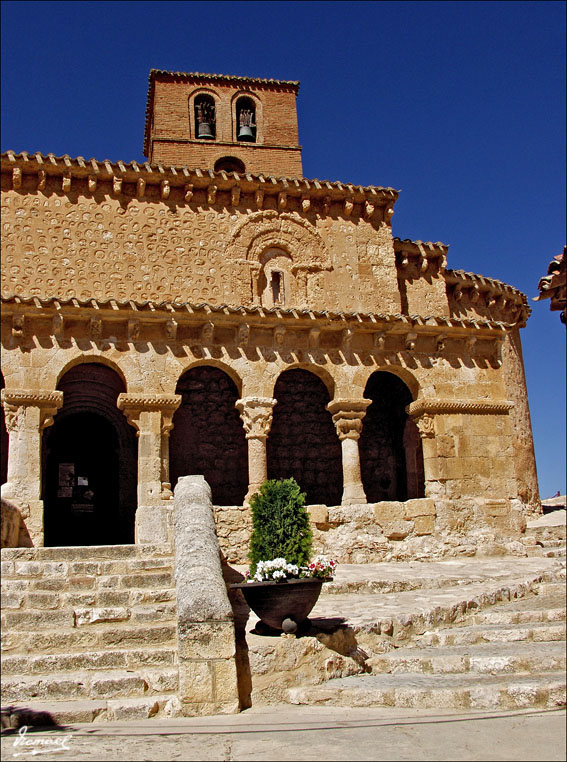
[1,0,565,498]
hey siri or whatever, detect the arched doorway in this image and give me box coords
[267,368,342,505]
[42,363,137,546]
[360,371,424,502]
[169,366,248,505]
[0,372,8,487]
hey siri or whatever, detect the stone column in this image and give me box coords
[407,407,438,498]
[235,397,276,503]
[326,399,371,506]
[1,389,63,545]
[117,393,181,544]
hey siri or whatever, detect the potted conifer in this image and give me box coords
[230,478,336,633]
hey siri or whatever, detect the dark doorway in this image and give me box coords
[267,369,342,505]
[169,366,248,505]
[360,371,424,502]
[42,363,137,546]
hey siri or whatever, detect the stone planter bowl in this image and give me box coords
[230,577,330,633]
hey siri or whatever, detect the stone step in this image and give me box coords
[1,568,175,591]
[368,640,566,676]
[2,646,177,676]
[1,603,177,631]
[469,607,565,624]
[416,620,566,647]
[0,544,173,562]
[1,694,182,726]
[289,672,566,711]
[1,666,179,704]
[1,622,177,654]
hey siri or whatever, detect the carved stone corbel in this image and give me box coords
[161,180,170,199]
[231,186,240,206]
[184,183,193,202]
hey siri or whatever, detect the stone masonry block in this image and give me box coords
[74,607,130,626]
[413,515,435,535]
[374,502,404,523]
[308,505,329,524]
[480,499,510,516]
[404,498,436,518]
[178,660,214,704]
[26,592,60,609]
[211,658,240,704]
[177,621,236,661]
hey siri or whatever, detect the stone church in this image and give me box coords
[1,69,540,562]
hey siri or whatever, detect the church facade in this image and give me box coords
[1,70,540,561]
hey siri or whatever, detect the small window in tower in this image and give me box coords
[271,271,284,304]
[237,97,256,142]
[194,95,216,140]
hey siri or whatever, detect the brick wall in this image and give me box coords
[148,75,302,176]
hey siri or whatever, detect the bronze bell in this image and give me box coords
[198,122,214,139]
[237,125,255,141]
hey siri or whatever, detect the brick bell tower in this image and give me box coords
[144,70,303,177]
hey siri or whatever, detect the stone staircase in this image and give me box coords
[288,580,566,710]
[1,544,180,724]
[238,554,566,712]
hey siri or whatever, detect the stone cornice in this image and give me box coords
[407,399,514,417]
[117,394,182,412]
[0,389,64,408]
[0,295,513,335]
[1,151,398,214]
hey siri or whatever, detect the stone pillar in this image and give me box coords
[235,397,276,503]
[326,399,371,506]
[117,393,181,544]
[408,410,438,498]
[174,475,239,716]
[1,389,63,545]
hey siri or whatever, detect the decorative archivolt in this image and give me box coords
[226,211,331,271]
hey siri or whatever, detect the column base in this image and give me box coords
[341,483,368,506]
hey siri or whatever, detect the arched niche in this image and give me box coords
[359,371,424,502]
[267,368,342,505]
[42,363,138,546]
[258,247,293,308]
[169,366,247,506]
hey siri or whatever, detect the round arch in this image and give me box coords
[42,362,138,546]
[267,368,342,505]
[359,370,424,502]
[267,362,336,400]
[169,365,247,505]
[173,358,244,398]
[55,354,129,392]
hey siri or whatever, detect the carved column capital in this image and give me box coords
[326,398,372,441]
[117,393,182,431]
[235,397,277,440]
[1,389,64,432]
[413,412,436,439]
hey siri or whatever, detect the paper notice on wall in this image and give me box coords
[57,487,73,498]
[77,476,89,486]
[59,463,75,487]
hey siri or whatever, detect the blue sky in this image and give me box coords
[1,0,565,497]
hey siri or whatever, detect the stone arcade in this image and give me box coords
[0,71,545,718]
